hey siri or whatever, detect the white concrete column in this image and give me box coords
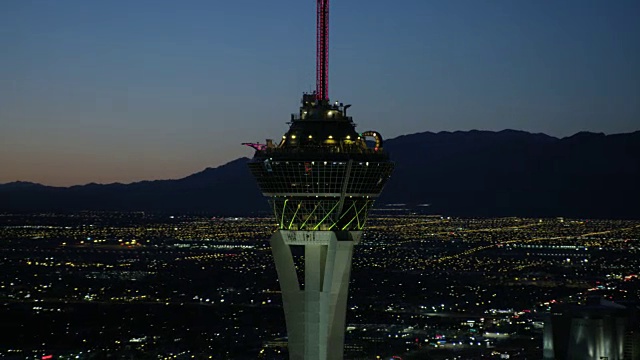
[271,231,305,359]
[270,230,360,360]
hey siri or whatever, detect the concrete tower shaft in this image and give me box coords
[270,231,360,360]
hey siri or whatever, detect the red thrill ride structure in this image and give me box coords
[316,0,329,101]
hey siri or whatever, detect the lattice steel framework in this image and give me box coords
[248,159,394,231]
[248,160,393,195]
[270,197,373,231]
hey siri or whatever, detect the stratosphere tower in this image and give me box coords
[245,1,394,359]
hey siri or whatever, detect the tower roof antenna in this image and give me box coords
[316,0,329,101]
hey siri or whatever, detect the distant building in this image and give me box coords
[543,297,640,360]
[625,331,640,360]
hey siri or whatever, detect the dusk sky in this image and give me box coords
[1,0,639,186]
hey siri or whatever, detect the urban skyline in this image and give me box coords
[1,212,639,359]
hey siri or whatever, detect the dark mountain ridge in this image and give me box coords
[380,129,640,218]
[2,130,639,218]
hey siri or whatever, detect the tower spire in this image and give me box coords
[316,0,329,101]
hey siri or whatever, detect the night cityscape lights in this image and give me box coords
[0,213,639,359]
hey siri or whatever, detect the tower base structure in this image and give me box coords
[270,230,361,360]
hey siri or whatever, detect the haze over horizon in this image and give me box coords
[2,0,639,186]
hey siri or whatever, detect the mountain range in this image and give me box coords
[2,130,639,218]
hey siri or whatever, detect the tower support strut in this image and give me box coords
[270,230,361,360]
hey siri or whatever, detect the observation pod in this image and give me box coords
[246,96,394,360]
[248,97,394,234]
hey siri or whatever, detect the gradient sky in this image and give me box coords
[1,0,639,186]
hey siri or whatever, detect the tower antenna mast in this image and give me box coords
[316,0,329,101]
